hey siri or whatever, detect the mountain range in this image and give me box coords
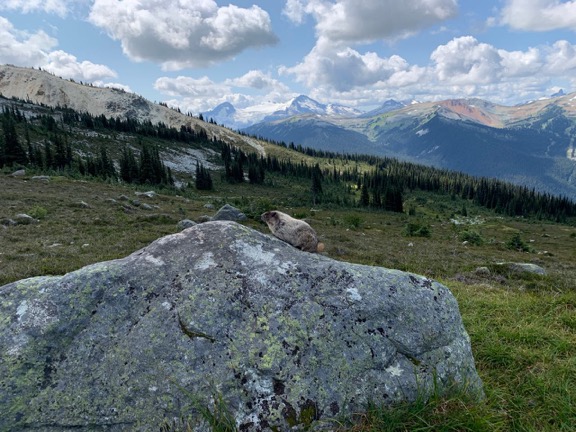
[242,94,576,200]
[1,64,575,200]
[202,95,362,130]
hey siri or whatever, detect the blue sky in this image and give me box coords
[2,0,576,114]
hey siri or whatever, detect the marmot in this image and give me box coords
[261,210,325,253]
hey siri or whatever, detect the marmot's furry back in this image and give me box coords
[261,210,325,253]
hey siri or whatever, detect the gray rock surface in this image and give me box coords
[0,221,483,431]
[497,262,547,275]
[14,213,37,224]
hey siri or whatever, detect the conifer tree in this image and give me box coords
[44,140,53,169]
[119,146,139,183]
[311,163,323,205]
[195,161,213,190]
[1,114,27,167]
[360,181,370,207]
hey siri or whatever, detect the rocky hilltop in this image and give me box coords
[0,64,264,154]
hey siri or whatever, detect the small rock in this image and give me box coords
[1,218,17,226]
[204,203,215,209]
[177,219,196,231]
[474,267,491,277]
[118,195,130,201]
[140,203,153,210]
[132,200,141,207]
[14,214,37,225]
[11,169,25,176]
[135,191,157,198]
[497,262,547,276]
[105,198,117,204]
[31,176,50,182]
[212,204,246,222]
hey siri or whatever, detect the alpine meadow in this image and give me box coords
[1,67,576,431]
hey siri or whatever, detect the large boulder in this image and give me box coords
[0,221,483,431]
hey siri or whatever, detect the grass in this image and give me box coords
[1,173,576,431]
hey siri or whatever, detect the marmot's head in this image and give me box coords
[261,211,279,225]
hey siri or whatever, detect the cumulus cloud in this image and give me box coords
[93,81,133,93]
[282,0,308,24]
[430,36,576,85]
[0,16,118,84]
[500,0,576,31]
[0,0,77,16]
[281,44,424,92]
[279,0,459,103]
[43,50,117,82]
[283,0,458,43]
[282,35,576,107]
[226,70,289,92]
[88,0,278,70]
[0,16,57,66]
[154,76,229,98]
[430,36,503,84]
[154,70,292,114]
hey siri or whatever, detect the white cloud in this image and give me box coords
[500,0,576,31]
[282,35,576,107]
[544,40,576,72]
[43,50,117,82]
[283,0,458,43]
[154,70,294,114]
[430,36,576,85]
[88,0,278,70]
[430,36,503,84]
[93,81,133,93]
[154,76,229,99]
[281,44,424,92]
[0,16,57,66]
[226,70,289,92]
[0,0,77,16]
[0,16,118,85]
[282,0,307,24]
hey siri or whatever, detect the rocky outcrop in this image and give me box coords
[0,221,483,431]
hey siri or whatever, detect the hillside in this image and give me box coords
[0,64,266,156]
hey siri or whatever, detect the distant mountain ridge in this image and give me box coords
[202,95,362,129]
[244,93,576,200]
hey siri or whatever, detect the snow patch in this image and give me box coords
[415,128,429,137]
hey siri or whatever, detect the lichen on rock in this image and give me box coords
[0,221,483,431]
